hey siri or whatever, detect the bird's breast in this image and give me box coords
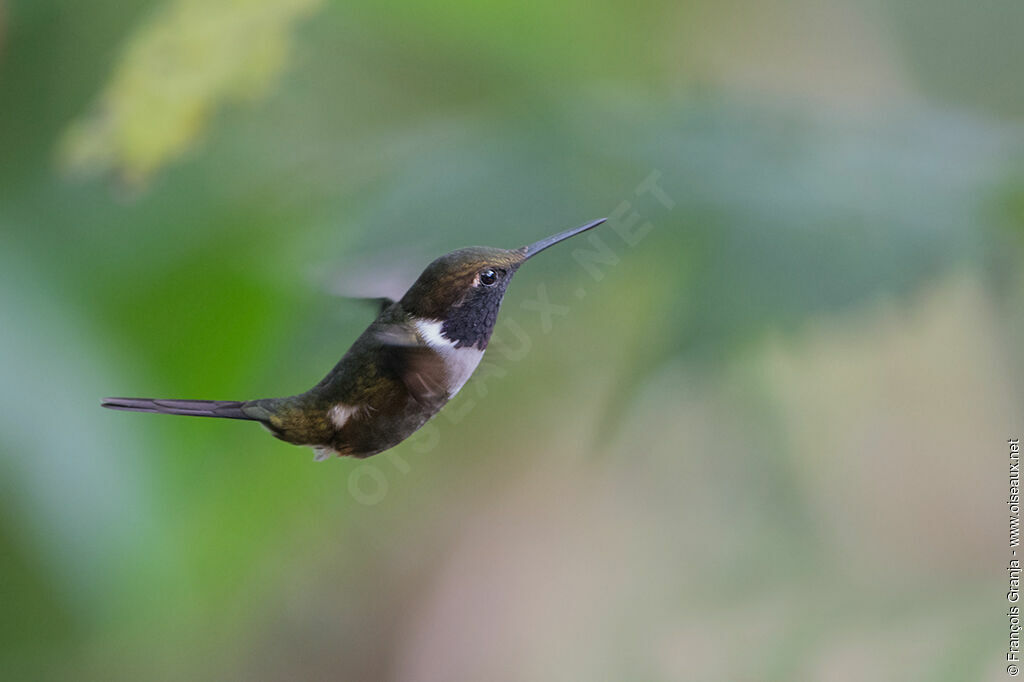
[413,318,485,396]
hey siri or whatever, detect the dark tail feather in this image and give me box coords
[101,397,259,421]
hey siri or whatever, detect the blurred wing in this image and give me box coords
[325,255,420,303]
[341,296,395,314]
[371,324,449,407]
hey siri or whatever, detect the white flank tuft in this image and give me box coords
[329,403,359,429]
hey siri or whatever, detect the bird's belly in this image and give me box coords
[317,338,484,459]
[330,396,436,458]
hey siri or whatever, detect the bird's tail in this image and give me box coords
[101,397,262,421]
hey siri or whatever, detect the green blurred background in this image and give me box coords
[2,0,1023,679]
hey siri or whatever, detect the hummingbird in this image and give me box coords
[102,218,607,460]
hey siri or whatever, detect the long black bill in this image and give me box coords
[520,217,607,261]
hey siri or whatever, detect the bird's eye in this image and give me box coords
[479,269,498,286]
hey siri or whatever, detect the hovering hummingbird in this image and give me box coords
[102,218,606,460]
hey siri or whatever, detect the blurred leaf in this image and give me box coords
[58,0,324,185]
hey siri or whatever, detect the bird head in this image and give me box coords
[399,218,606,349]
